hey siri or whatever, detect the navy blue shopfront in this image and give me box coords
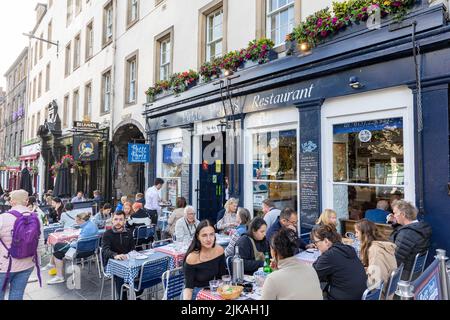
[144,2,450,256]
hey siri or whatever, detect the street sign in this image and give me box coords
[128,143,150,163]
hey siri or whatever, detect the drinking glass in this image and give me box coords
[222,275,231,286]
[209,279,220,292]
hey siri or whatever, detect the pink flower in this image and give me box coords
[321,30,328,37]
[332,17,338,24]
[317,18,323,27]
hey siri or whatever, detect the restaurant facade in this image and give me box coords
[144,3,450,254]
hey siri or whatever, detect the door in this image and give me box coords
[198,132,226,225]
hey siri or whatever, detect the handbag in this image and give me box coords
[248,236,265,261]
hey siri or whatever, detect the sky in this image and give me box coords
[0,0,40,89]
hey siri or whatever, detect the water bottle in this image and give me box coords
[232,246,244,284]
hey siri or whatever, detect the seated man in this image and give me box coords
[102,211,135,299]
[266,208,307,250]
[389,200,432,280]
[365,200,390,224]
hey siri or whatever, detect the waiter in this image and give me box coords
[144,178,165,225]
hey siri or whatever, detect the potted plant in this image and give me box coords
[220,50,245,73]
[245,38,276,64]
[170,70,199,94]
[199,58,222,83]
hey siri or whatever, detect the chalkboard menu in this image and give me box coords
[413,259,442,300]
[181,164,191,203]
[298,104,322,228]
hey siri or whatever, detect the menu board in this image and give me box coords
[299,153,320,226]
[181,164,190,202]
[413,259,442,300]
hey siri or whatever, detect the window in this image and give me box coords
[34,42,38,65]
[38,72,42,98]
[266,0,295,47]
[36,112,41,132]
[67,0,73,26]
[103,1,113,46]
[39,33,44,58]
[160,38,171,81]
[332,118,405,220]
[160,142,183,205]
[84,82,92,119]
[63,94,69,128]
[33,78,36,101]
[48,20,52,49]
[125,53,138,105]
[65,41,71,77]
[252,129,298,217]
[72,89,79,122]
[31,115,35,140]
[45,63,51,92]
[73,33,81,69]
[206,8,223,62]
[127,0,139,26]
[14,132,17,157]
[75,0,82,15]
[101,70,111,113]
[86,21,94,60]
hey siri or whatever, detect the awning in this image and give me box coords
[6,166,21,172]
[19,152,40,161]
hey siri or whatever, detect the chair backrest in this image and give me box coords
[76,235,100,253]
[134,225,155,241]
[162,267,184,300]
[409,250,429,282]
[386,263,404,298]
[362,281,384,300]
[152,239,173,248]
[300,232,310,244]
[98,247,108,276]
[226,255,233,276]
[137,256,170,291]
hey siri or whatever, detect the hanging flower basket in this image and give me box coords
[50,154,82,177]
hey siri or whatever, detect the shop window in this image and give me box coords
[160,143,183,205]
[332,117,405,221]
[252,129,297,217]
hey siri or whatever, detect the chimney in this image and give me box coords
[35,3,47,22]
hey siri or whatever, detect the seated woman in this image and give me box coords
[47,212,98,284]
[225,207,251,257]
[59,202,78,228]
[183,220,227,300]
[167,197,187,238]
[316,209,338,230]
[175,206,200,243]
[115,196,128,212]
[355,219,397,294]
[93,203,112,229]
[26,196,39,212]
[235,217,269,275]
[261,228,323,300]
[216,198,239,233]
[312,225,367,300]
[122,202,134,221]
[48,197,64,223]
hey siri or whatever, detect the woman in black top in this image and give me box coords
[48,197,64,223]
[312,225,367,300]
[183,220,227,300]
[235,217,270,274]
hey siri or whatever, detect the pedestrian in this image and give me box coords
[144,178,164,225]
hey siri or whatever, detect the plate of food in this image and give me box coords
[306,248,318,253]
[135,254,148,260]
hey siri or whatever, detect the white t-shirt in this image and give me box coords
[145,186,161,211]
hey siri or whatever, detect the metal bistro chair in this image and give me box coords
[134,225,155,250]
[362,280,384,300]
[65,235,102,287]
[120,256,171,300]
[152,239,173,248]
[385,263,404,300]
[226,256,233,276]
[162,267,185,300]
[408,250,429,282]
[98,247,112,300]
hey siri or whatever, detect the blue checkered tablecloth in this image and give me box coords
[105,251,175,285]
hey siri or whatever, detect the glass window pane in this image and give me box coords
[253,181,297,217]
[215,41,222,57]
[279,0,287,8]
[270,0,277,12]
[333,118,404,185]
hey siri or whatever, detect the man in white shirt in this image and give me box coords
[144,178,164,225]
[71,191,86,203]
[262,199,281,230]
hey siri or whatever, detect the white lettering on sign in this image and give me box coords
[252,84,315,109]
[130,144,148,162]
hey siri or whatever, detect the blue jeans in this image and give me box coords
[0,267,34,300]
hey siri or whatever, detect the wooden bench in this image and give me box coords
[340,219,394,240]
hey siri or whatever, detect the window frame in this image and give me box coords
[101,68,112,114]
[154,27,174,83]
[125,51,138,106]
[85,20,94,61]
[127,0,139,29]
[103,1,114,47]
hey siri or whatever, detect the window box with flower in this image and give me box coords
[199,58,222,83]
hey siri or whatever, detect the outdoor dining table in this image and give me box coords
[153,243,187,268]
[295,249,321,265]
[47,228,106,246]
[105,250,175,300]
[43,223,64,242]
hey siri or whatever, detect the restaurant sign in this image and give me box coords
[73,135,99,161]
[73,121,100,130]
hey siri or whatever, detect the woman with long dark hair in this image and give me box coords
[183,220,227,300]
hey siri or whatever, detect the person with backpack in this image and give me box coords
[0,189,44,300]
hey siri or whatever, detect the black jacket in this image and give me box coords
[101,228,135,265]
[390,221,432,279]
[313,242,367,300]
[266,218,307,250]
[236,234,270,274]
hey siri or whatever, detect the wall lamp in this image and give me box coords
[161,119,169,128]
[349,76,364,89]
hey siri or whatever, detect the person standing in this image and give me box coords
[144,178,164,225]
[0,190,44,300]
[261,199,281,230]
